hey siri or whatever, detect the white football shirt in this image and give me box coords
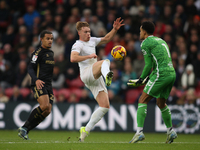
[71,37,101,74]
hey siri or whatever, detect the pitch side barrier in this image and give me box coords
[0,102,199,133]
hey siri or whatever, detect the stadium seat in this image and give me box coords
[5,88,14,98]
[66,77,84,89]
[53,88,58,99]
[126,89,141,104]
[20,88,31,99]
[195,88,200,97]
[70,88,83,102]
[57,88,71,99]
[176,89,183,98]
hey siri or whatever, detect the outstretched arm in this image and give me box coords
[98,17,124,45]
[70,51,97,63]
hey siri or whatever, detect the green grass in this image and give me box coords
[0,130,200,150]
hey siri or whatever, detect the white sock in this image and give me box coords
[167,127,172,134]
[85,107,109,132]
[136,127,143,134]
[101,59,110,79]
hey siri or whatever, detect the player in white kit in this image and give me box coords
[71,17,124,142]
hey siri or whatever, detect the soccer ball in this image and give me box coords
[111,45,127,61]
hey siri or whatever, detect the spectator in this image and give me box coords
[126,40,137,61]
[55,54,68,74]
[129,0,145,16]
[9,86,24,102]
[185,44,198,65]
[51,36,65,58]
[57,93,67,103]
[52,66,65,90]
[161,5,173,24]
[181,64,196,90]
[71,7,81,22]
[81,9,92,22]
[0,52,6,73]
[15,60,28,87]
[90,16,104,37]
[0,88,9,103]
[107,69,121,96]
[121,61,137,91]
[106,13,116,32]
[0,0,10,32]
[2,44,16,66]
[66,15,77,36]
[64,32,76,59]
[53,15,64,33]
[193,52,200,80]
[79,89,93,103]
[145,4,159,22]
[23,5,40,31]
[173,5,187,25]
[185,0,198,18]
[1,25,15,47]
[167,86,179,105]
[177,88,197,105]
[108,89,123,103]
[0,61,15,89]
[68,93,78,103]
[133,52,145,78]
[178,58,185,76]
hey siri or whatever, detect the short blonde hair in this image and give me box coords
[76,21,89,31]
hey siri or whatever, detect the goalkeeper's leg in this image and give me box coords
[157,98,177,144]
[130,92,153,143]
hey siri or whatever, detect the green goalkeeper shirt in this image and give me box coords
[140,36,175,79]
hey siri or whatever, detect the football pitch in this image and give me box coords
[0,130,200,150]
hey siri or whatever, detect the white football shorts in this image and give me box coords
[80,64,108,99]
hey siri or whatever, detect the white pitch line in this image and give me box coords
[0,141,200,144]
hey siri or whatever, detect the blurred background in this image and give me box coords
[0,0,200,133]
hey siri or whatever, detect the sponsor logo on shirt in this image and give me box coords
[45,60,55,64]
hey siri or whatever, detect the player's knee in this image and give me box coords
[156,101,165,109]
[40,103,50,111]
[42,107,52,117]
[100,104,110,109]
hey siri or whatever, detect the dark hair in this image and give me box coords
[141,21,155,35]
[40,30,53,39]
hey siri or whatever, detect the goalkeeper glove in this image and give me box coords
[127,76,149,87]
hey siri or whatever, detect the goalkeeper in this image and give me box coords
[128,21,177,144]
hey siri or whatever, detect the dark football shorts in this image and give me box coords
[31,85,54,105]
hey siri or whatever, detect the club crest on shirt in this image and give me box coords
[141,49,147,55]
[32,55,38,61]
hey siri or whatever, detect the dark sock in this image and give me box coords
[22,106,45,132]
[27,114,45,133]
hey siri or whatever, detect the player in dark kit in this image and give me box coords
[18,30,55,140]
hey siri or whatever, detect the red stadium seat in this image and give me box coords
[5,88,14,98]
[195,88,200,97]
[53,88,58,99]
[69,88,83,102]
[57,88,71,99]
[66,77,84,89]
[20,88,31,99]
[126,89,141,104]
[176,89,183,98]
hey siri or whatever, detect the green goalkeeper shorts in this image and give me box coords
[143,74,176,99]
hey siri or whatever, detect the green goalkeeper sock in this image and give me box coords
[161,106,172,128]
[137,103,147,127]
